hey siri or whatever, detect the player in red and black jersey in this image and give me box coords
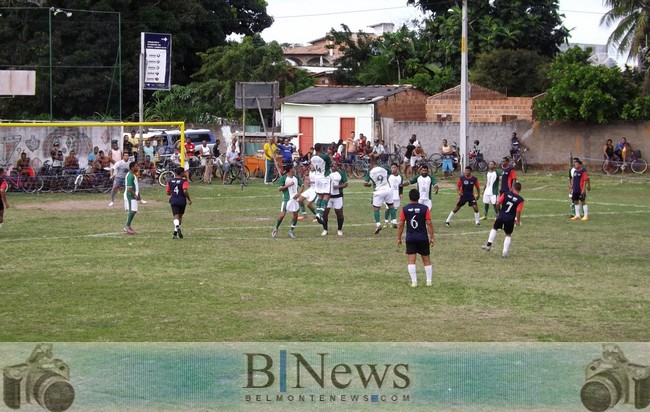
[397,189,435,287]
[500,157,517,195]
[0,168,9,230]
[570,159,590,221]
[482,182,524,258]
[166,167,192,239]
[445,166,481,227]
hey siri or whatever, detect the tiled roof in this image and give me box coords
[283,85,416,104]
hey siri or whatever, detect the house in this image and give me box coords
[281,85,430,154]
[426,83,535,123]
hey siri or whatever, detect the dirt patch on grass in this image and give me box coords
[16,199,162,211]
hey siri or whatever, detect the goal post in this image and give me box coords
[0,121,186,172]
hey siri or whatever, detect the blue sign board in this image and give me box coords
[141,32,172,90]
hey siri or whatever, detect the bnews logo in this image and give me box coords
[244,350,410,392]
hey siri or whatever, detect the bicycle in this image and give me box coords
[63,170,112,193]
[388,144,404,165]
[224,159,250,187]
[602,150,647,174]
[509,148,528,172]
[468,140,488,172]
[6,170,44,193]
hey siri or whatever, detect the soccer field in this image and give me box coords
[1,172,649,342]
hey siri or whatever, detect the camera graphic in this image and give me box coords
[3,344,75,411]
[581,344,650,411]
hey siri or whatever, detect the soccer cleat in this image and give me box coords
[476,222,480,227]
[480,216,487,220]
[337,230,343,237]
[374,225,382,234]
[321,230,328,236]
[392,223,398,228]
[177,227,183,239]
[426,281,432,287]
[109,201,114,206]
[288,231,296,239]
[410,283,417,288]
[123,227,128,233]
[445,222,450,227]
[126,227,135,235]
[481,245,491,251]
[570,216,581,220]
[581,216,589,221]
[502,253,509,258]
[271,229,277,238]
[172,231,178,239]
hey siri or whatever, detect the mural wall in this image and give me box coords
[0,126,123,172]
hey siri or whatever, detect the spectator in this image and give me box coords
[64,150,80,174]
[50,142,64,176]
[16,152,34,177]
[140,155,156,184]
[346,131,358,165]
[440,139,454,178]
[223,142,239,184]
[110,140,122,165]
[509,132,528,159]
[143,139,155,163]
[278,138,295,172]
[603,139,615,175]
[88,146,99,165]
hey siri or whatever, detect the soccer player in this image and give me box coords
[123,161,141,234]
[311,143,333,220]
[481,161,501,220]
[482,181,524,258]
[297,166,319,221]
[323,161,348,236]
[397,189,436,287]
[401,164,438,210]
[570,159,590,221]
[445,166,481,227]
[363,155,394,234]
[500,156,517,195]
[0,168,9,230]
[385,163,404,228]
[166,167,192,239]
[272,165,303,239]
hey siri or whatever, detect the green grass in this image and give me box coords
[1,172,649,342]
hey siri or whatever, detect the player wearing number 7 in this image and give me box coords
[481,182,524,258]
[166,167,192,239]
[397,189,436,287]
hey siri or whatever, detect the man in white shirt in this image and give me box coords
[223,142,239,184]
[363,155,394,234]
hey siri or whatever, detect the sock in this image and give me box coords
[503,236,512,255]
[571,203,576,216]
[309,205,317,215]
[323,218,328,231]
[446,211,455,223]
[300,203,305,213]
[384,208,389,222]
[290,219,297,230]
[373,209,380,224]
[173,218,180,229]
[483,204,489,216]
[408,264,417,284]
[425,265,433,283]
[487,229,497,246]
[111,189,116,202]
[492,204,498,216]
[390,207,397,221]
[474,212,480,223]
[275,217,283,230]
[574,204,581,218]
[582,205,589,217]
[126,212,134,227]
[337,216,344,230]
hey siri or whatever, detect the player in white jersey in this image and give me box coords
[363,155,395,234]
[311,143,332,219]
[298,167,319,220]
[385,163,404,228]
[272,165,303,239]
[322,162,349,236]
[401,164,438,210]
[481,161,501,220]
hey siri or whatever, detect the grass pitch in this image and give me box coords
[0,172,649,342]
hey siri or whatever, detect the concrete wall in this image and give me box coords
[387,120,650,171]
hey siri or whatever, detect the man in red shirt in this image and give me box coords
[0,168,9,230]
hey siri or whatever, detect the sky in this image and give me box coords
[260,0,621,57]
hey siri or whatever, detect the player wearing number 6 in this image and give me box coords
[166,167,192,239]
[397,189,435,287]
[481,182,524,258]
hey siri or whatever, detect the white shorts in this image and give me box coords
[300,187,317,203]
[281,199,300,213]
[403,157,410,165]
[418,198,432,210]
[327,197,343,210]
[124,198,138,212]
[372,189,393,208]
[391,198,401,209]
[483,193,497,205]
[410,157,417,167]
[315,176,331,195]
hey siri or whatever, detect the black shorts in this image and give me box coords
[571,192,586,202]
[405,240,430,256]
[171,204,186,216]
[456,197,477,207]
[493,218,515,235]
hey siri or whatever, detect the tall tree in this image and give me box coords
[600,0,650,61]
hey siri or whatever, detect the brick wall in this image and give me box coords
[376,89,429,122]
[426,96,534,123]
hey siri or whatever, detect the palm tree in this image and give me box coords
[600,0,650,61]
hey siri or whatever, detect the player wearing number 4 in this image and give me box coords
[397,189,435,287]
[272,165,303,239]
[482,182,524,258]
[166,167,192,239]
